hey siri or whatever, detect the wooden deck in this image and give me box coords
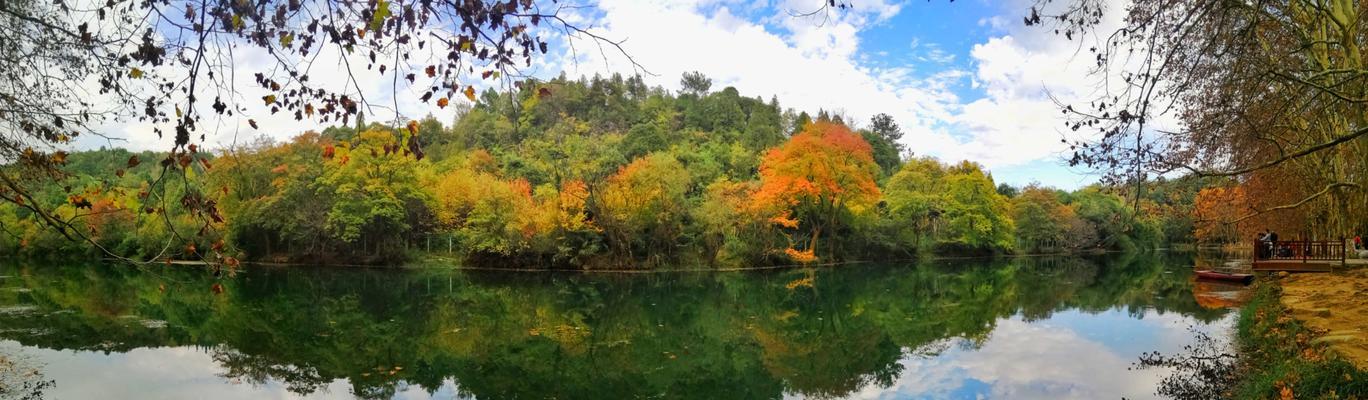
[1251,260,1338,272]
[1247,239,1365,272]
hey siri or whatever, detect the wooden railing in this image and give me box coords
[1252,238,1346,263]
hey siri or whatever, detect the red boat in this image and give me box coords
[1194,270,1254,284]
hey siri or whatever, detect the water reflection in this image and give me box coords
[0,253,1231,399]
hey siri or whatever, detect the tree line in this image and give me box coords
[0,73,1208,268]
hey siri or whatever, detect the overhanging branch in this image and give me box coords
[1225,182,1361,225]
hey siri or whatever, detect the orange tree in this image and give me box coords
[1192,186,1249,245]
[753,122,880,262]
[1192,174,1312,245]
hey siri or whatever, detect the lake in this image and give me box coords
[0,253,1239,399]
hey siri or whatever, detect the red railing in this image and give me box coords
[1252,238,1346,263]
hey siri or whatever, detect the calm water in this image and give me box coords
[0,253,1239,399]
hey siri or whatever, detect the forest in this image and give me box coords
[2,73,1223,268]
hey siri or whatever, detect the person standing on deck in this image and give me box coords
[1257,232,1269,259]
[1266,230,1279,258]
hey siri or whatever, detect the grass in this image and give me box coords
[1233,282,1368,399]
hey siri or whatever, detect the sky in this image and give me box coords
[552,0,1126,190]
[83,0,1132,190]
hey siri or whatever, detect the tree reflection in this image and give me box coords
[0,253,1227,399]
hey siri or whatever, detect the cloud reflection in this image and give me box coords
[0,341,464,400]
[855,309,1236,400]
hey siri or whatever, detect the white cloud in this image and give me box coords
[937,0,1190,181]
[549,0,1145,181]
[853,310,1237,399]
[0,341,470,399]
[559,0,962,160]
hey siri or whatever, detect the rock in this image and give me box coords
[1277,271,1292,279]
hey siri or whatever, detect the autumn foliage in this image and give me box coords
[1191,173,1316,245]
[754,122,881,262]
[0,73,1203,268]
[597,153,691,262]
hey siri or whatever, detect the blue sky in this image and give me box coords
[850,0,1100,188]
[552,0,1116,190]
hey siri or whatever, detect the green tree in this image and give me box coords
[884,157,949,250]
[319,129,435,260]
[680,71,713,96]
[937,162,1015,253]
[1011,185,1070,253]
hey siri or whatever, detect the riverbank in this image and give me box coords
[401,248,1149,272]
[1279,269,1368,367]
[81,247,1153,272]
[1232,280,1368,398]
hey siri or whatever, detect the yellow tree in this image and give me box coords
[596,152,691,261]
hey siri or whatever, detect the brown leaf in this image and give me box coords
[436,97,449,108]
[68,195,92,209]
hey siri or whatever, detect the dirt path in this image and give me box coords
[1280,268,1368,369]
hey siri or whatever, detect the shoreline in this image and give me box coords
[1231,276,1368,398]
[79,247,1161,273]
